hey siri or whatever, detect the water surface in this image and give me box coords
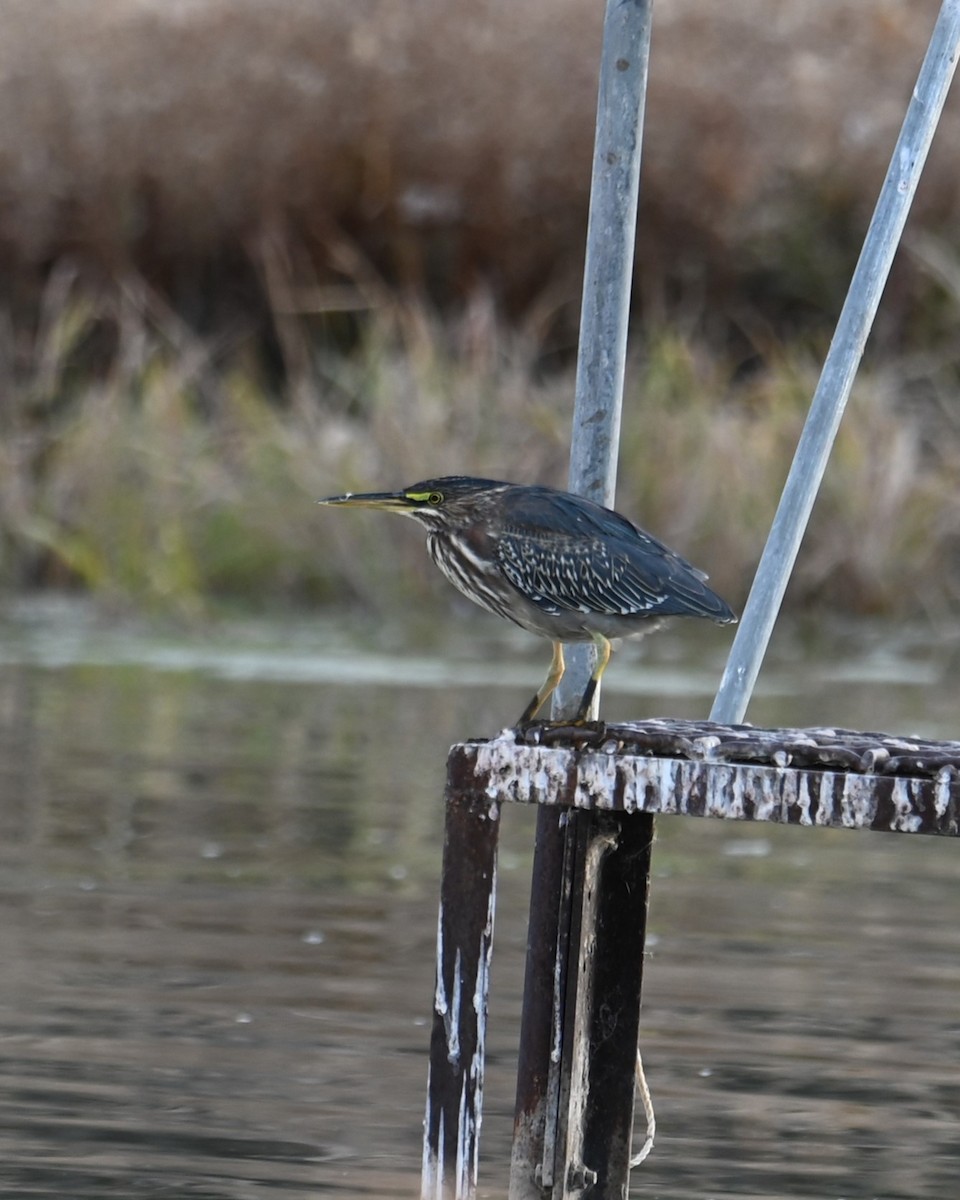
[0,598,957,1198]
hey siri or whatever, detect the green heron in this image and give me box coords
[319,476,736,723]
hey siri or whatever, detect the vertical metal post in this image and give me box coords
[559,812,653,1198]
[711,0,960,725]
[512,3,653,1199]
[513,808,654,1200]
[509,807,576,1192]
[422,783,500,1200]
[558,0,653,715]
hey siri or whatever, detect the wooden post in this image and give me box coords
[422,782,500,1200]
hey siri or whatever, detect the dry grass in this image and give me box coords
[3,269,960,618]
[2,1,960,617]
[0,274,576,611]
[0,0,955,337]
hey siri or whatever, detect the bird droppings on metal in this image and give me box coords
[433,916,462,1066]
[474,878,496,1020]
[935,767,956,818]
[466,718,960,836]
[422,790,498,1200]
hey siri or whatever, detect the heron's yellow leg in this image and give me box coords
[574,633,612,722]
[518,640,566,724]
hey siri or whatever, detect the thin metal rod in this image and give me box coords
[711,0,960,725]
[555,0,653,720]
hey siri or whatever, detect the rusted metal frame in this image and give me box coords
[549,821,600,1200]
[509,808,570,1197]
[510,806,595,1200]
[581,811,653,1195]
[520,718,960,782]
[548,811,592,1197]
[552,810,654,1199]
[507,804,655,1200]
[541,810,585,1192]
[421,777,501,1200]
[460,738,960,837]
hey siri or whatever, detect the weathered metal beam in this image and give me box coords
[553,810,653,1199]
[509,806,575,1200]
[548,811,592,1199]
[455,720,960,837]
[422,786,500,1200]
[507,809,654,1200]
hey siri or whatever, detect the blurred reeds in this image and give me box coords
[6,268,960,619]
[1,0,960,617]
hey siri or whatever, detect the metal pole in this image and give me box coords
[511,4,653,1199]
[422,786,500,1200]
[711,0,960,725]
[556,0,653,719]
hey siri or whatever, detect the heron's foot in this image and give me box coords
[515,718,607,745]
[516,674,601,730]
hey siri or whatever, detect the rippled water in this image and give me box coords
[0,597,958,1198]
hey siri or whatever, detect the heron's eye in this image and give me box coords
[405,488,445,506]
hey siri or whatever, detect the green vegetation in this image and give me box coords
[4,278,959,618]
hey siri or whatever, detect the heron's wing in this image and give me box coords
[495,488,733,621]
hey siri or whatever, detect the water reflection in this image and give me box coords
[0,598,957,1198]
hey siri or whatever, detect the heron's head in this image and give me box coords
[318,476,512,530]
